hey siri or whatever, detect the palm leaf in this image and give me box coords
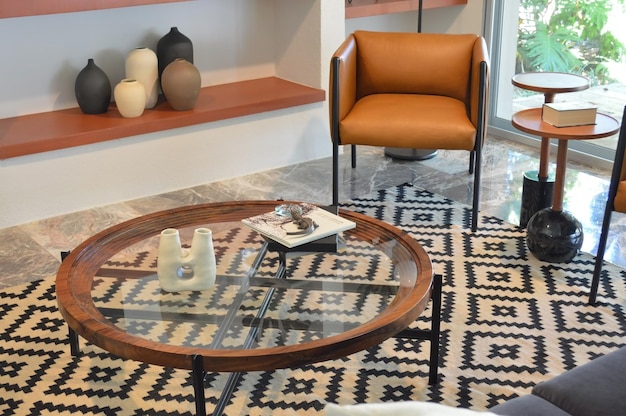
[521,23,582,72]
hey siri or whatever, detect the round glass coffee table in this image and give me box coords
[56,201,437,416]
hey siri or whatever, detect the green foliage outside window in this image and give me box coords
[517,0,626,86]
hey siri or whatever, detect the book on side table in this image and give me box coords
[242,203,356,249]
[542,102,597,127]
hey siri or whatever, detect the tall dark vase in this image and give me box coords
[74,58,111,114]
[156,27,193,82]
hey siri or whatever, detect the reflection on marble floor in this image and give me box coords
[1,135,625,289]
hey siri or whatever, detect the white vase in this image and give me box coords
[113,79,146,118]
[157,228,217,292]
[125,47,159,109]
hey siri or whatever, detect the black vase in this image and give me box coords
[75,58,111,114]
[156,27,194,82]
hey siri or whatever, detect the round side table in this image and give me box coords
[511,72,590,227]
[512,108,620,262]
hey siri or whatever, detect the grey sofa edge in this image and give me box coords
[490,346,626,416]
[489,394,570,416]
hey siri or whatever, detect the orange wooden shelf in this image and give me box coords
[0,77,325,159]
[345,0,467,19]
[0,0,189,19]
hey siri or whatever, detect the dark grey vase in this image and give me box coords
[75,58,111,114]
[156,27,194,82]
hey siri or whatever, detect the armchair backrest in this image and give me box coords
[354,31,483,102]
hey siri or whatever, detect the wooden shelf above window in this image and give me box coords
[0,77,325,159]
[0,0,189,19]
[345,0,467,19]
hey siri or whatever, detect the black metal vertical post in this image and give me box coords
[418,0,423,33]
[471,61,488,232]
[331,57,341,207]
[589,105,626,304]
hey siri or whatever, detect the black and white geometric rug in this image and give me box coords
[1,184,625,415]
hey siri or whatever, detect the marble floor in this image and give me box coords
[1,135,625,290]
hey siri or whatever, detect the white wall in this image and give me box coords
[0,0,335,228]
[1,1,279,117]
[0,0,483,228]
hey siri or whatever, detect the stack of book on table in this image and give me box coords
[542,101,597,127]
[241,203,356,249]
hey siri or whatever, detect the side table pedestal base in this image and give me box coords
[520,170,555,228]
[384,147,438,160]
[526,208,583,263]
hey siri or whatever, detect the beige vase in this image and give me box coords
[114,79,146,118]
[161,58,201,111]
[157,228,216,292]
[125,47,159,109]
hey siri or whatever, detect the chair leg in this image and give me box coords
[469,150,475,174]
[471,149,481,232]
[470,60,488,232]
[589,104,626,304]
[330,56,341,207]
[589,209,613,305]
[351,144,357,168]
[332,138,339,207]
[428,274,443,385]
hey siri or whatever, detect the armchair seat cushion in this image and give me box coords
[339,94,476,150]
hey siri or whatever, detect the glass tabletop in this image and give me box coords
[94,221,406,350]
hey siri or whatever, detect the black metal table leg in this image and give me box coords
[68,326,80,356]
[192,354,207,416]
[393,273,443,385]
[60,251,82,356]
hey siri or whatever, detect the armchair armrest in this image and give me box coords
[330,34,358,145]
[470,36,490,131]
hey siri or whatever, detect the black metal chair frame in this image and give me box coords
[589,105,626,305]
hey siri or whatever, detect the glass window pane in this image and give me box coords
[489,0,626,159]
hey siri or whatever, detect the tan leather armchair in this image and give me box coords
[330,31,489,231]
[589,105,626,305]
